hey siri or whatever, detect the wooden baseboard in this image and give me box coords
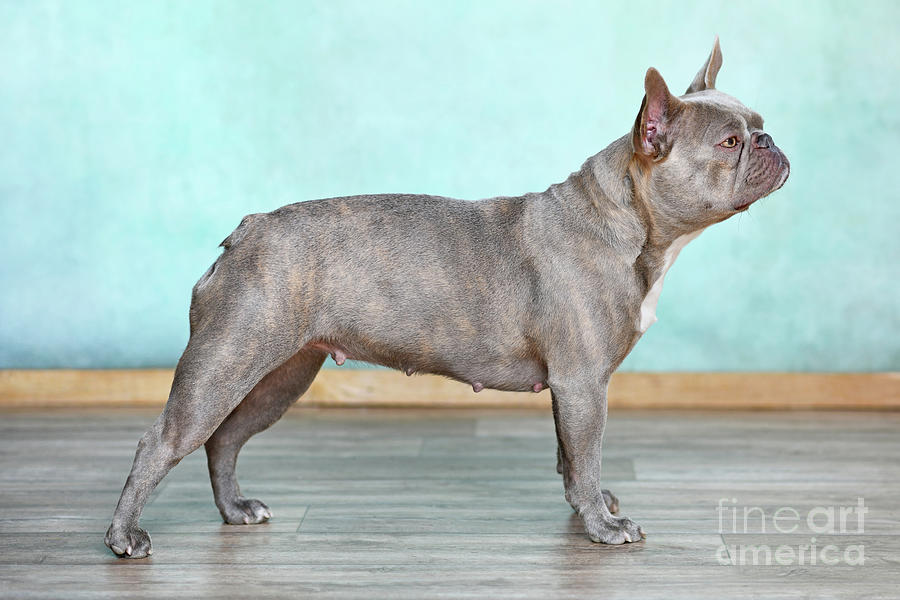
[0,369,897,410]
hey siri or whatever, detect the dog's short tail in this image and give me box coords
[220,213,266,249]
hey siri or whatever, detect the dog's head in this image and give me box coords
[630,38,790,229]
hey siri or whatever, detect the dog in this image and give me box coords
[105,38,789,557]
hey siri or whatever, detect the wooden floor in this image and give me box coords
[1,407,898,599]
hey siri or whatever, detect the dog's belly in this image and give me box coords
[307,339,548,393]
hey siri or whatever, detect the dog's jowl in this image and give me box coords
[105,39,789,558]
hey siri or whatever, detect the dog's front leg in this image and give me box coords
[551,377,644,544]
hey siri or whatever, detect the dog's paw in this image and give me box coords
[582,510,645,544]
[601,489,619,514]
[220,497,273,525]
[105,523,152,558]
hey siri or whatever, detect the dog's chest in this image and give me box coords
[637,230,703,333]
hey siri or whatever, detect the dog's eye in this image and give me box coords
[720,136,740,149]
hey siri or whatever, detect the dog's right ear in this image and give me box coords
[685,36,723,94]
[632,68,683,162]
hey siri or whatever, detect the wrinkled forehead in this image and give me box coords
[682,89,764,130]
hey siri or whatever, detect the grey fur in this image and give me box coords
[105,40,789,557]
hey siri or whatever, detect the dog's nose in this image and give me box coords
[752,132,773,149]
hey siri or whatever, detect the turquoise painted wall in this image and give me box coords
[1,1,898,371]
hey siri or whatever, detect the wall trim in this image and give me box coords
[0,369,897,410]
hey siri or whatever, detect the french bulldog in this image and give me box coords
[106,38,789,557]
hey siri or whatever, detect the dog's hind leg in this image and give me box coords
[204,346,326,525]
[104,322,302,558]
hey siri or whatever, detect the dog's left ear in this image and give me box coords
[633,68,683,161]
[686,36,723,94]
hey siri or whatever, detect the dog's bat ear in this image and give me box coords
[686,36,723,94]
[633,68,683,161]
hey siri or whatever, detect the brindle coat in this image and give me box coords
[106,39,789,557]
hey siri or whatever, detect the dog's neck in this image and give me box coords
[552,135,700,263]
[546,134,707,332]
[544,135,644,258]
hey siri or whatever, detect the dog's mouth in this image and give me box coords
[733,151,790,211]
[772,155,791,192]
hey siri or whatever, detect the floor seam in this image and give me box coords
[720,533,734,566]
[295,505,310,533]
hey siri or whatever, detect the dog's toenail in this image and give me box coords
[472,382,484,393]
[532,382,543,392]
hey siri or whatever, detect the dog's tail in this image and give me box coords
[220,213,266,249]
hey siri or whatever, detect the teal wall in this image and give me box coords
[2,1,898,371]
